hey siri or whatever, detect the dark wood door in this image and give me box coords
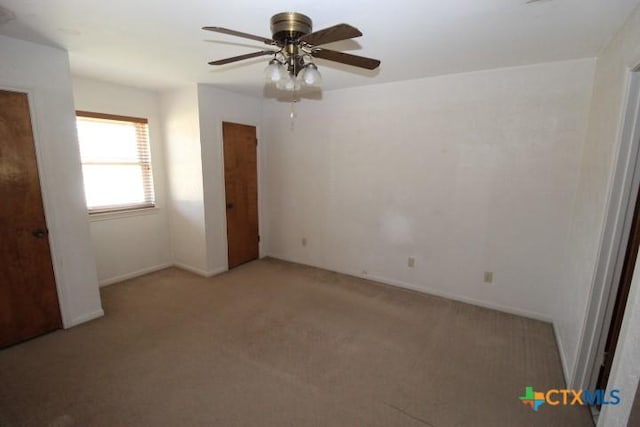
[596,183,640,391]
[0,90,62,348]
[222,122,259,269]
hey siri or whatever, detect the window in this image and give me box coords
[76,111,155,213]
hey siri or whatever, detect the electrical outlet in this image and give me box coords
[302,237,307,247]
[484,272,494,283]
[408,257,415,268]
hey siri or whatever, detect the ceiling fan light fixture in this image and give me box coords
[300,62,322,87]
[264,58,286,83]
[204,12,380,96]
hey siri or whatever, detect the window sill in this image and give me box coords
[88,206,160,222]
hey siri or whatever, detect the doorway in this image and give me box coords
[575,68,640,393]
[0,89,62,348]
[222,122,259,269]
[595,181,640,391]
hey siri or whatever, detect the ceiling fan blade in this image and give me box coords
[311,49,380,70]
[202,26,275,46]
[208,50,275,66]
[299,23,362,46]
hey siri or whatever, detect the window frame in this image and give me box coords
[76,110,156,215]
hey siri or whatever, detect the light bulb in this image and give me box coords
[300,63,322,87]
[264,59,286,83]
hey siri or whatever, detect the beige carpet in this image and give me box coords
[0,258,592,426]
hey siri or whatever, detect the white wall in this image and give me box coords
[197,84,264,274]
[0,35,102,326]
[558,4,640,389]
[263,59,595,324]
[554,4,640,427]
[161,85,208,274]
[71,77,172,285]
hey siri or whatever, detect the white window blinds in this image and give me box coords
[76,111,155,213]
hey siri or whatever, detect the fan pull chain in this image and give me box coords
[289,100,297,130]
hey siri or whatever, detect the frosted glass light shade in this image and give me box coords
[300,63,322,87]
[264,59,286,83]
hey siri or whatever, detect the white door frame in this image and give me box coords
[573,65,640,389]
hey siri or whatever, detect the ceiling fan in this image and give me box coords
[203,12,381,91]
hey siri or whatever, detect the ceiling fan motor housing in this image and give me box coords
[270,12,312,44]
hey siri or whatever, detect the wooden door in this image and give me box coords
[222,122,259,268]
[0,90,62,348]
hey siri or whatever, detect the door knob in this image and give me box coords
[226,202,234,209]
[32,228,48,239]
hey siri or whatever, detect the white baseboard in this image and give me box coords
[205,266,228,277]
[99,262,173,287]
[67,309,104,328]
[98,262,228,287]
[173,262,227,278]
[553,322,570,387]
[367,272,552,323]
[267,254,552,323]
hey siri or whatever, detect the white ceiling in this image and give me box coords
[0,0,638,97]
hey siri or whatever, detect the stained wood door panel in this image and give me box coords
[0,90,62,348]
[223,122,258,269]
